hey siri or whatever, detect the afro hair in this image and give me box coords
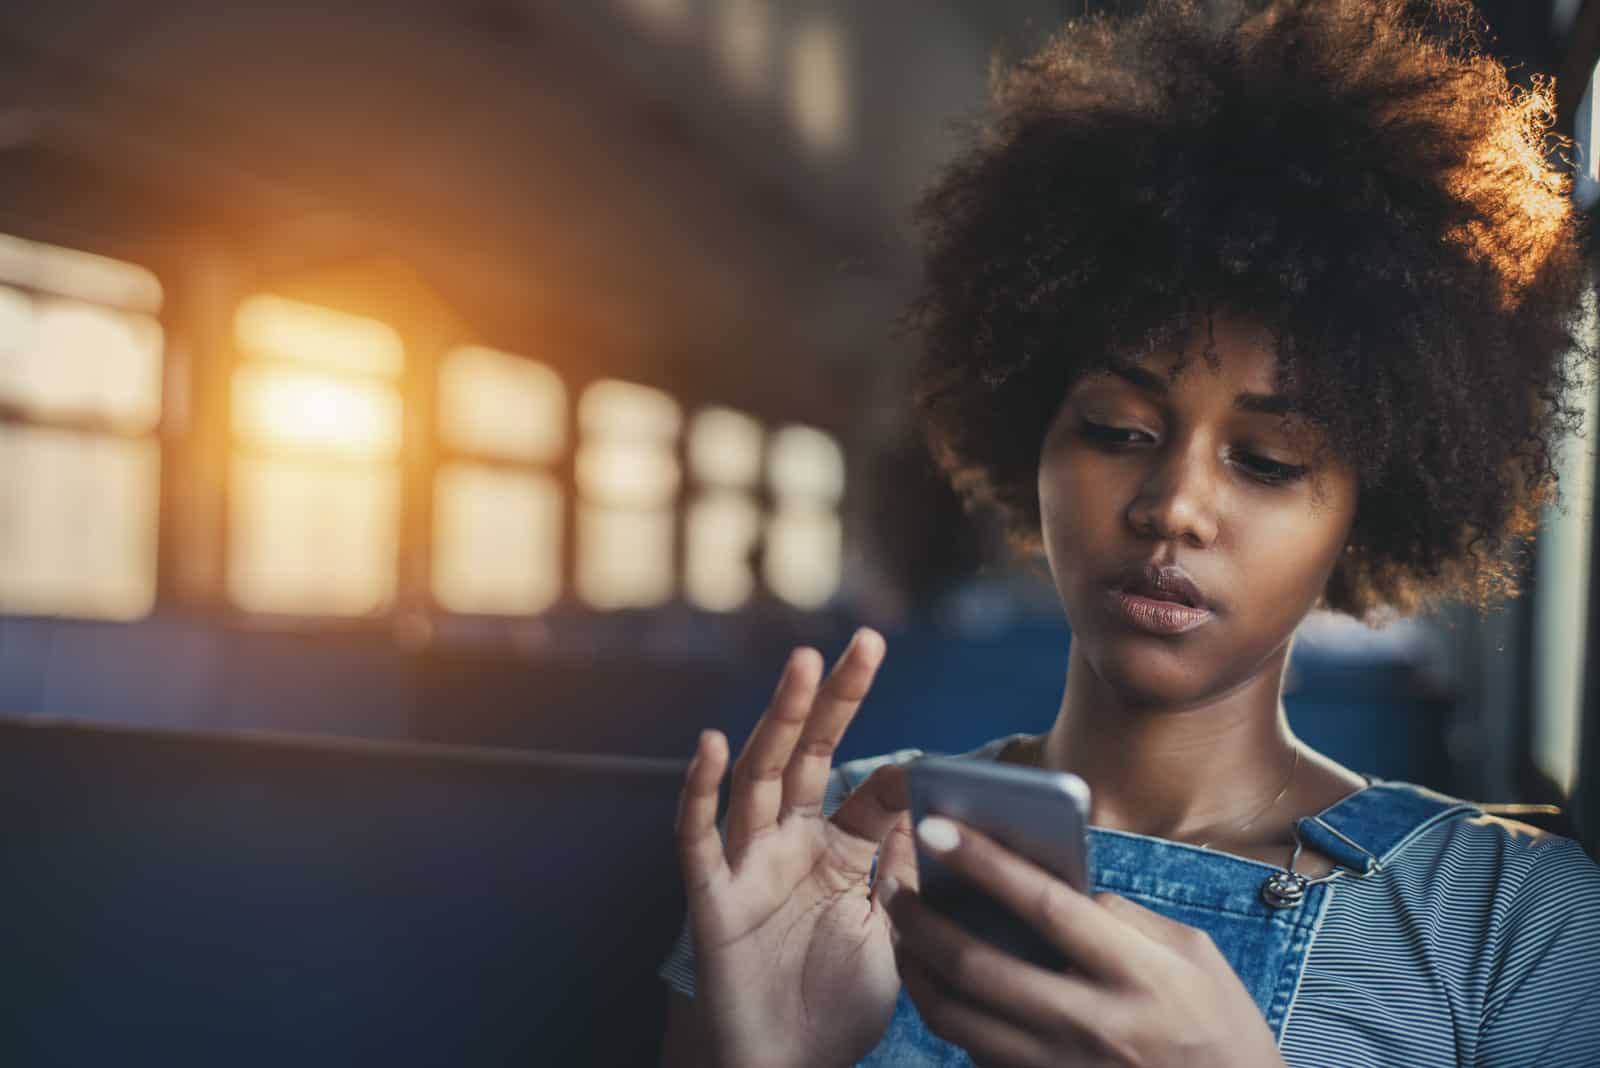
[910,0,1594,621]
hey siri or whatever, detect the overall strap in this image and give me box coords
[1293,781,1479,874]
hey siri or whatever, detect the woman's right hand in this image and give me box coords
[675,627,915,1068]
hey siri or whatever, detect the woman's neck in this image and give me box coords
[1036,641,1303,843]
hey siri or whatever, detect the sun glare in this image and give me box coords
[234,295,404,377]
[232,365,402,459]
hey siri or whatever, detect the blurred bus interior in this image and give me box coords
[1,1,1598,1064]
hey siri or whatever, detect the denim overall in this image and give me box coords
[860,781,1479,1066]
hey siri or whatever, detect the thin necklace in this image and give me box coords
[1196,746,1300,850]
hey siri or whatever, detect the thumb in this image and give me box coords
[875,810,918,896]
[830,763,916,886]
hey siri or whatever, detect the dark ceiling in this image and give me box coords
[0,1,890,427]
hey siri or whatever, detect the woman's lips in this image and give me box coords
[1107,588,1215,635]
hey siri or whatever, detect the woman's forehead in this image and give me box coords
[1097,320,1288,399]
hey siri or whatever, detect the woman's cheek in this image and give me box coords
[1240,501,1351,618]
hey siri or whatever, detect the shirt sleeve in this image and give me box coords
[1477,833,1600,1067]
[656,746,929,998]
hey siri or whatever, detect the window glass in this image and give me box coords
[788,19,849,152]
[686,491,763,611]
[228,296,403,615]
[1533,301,1598,796]
[235,294,404,377]
[0,285,33,382]
[0,296,163,431]
[232,365,402,460]
[689,405,763,487]
[764,503,841,610]
[0,426,158,620]
[714,0,772,98]
[576,379,682,609]
[579,379,681,440]
[685,405,764,611]
[0,233,162,312]
[577,437,681,507]
[0,236,163,622]
[768,424,844,503]
[439,345,566,462]
[228,456,399,615]
[765,423,844,608]
[1574,59,1600,210]
[433,464,563,614]
[576,504,676,609]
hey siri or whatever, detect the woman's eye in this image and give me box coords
[1235,452,1310,485]
[1080,420,1150,447]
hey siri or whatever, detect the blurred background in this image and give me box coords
[1,1,1598,1064]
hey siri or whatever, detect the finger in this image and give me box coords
[826,764,913,883]
[887,882,1099,1030]
[875,809,919,896]
[675,729,731,899]
[831,763,909,845]
[914,817,1144,980]
[724,647,824,853]
[1096,892,1217,956]
[898,955,1057,1068]
[781,627,886,818]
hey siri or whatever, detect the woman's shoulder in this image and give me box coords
[1425,802,1600,914]
[1279,781,1600,1062]
[1341,779,1598,900]
[1369,780,1597,878]
[1338,781,1599,980]
[1362,787,1600,1055]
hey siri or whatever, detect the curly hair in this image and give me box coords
[909,0,1593,621]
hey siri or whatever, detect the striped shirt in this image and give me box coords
[1281,809,1600,1066]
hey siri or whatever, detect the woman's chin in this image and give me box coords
[1078,634,1236,710]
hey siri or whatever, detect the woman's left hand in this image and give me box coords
[883,817,1287,1068]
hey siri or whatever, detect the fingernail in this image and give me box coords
[917,817,960,853]
[878,876,900,907]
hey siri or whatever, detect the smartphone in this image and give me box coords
[905,755,1092,971]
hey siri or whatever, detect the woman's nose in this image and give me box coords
[1125,442,1220,547]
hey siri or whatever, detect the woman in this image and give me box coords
[661,1,1600,1064]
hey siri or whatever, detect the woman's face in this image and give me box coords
[1038,316,1359,706]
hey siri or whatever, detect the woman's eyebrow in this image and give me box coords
[1105,364,1168,394]
[1104,364,1302,415]
[1234,392,1303,416]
